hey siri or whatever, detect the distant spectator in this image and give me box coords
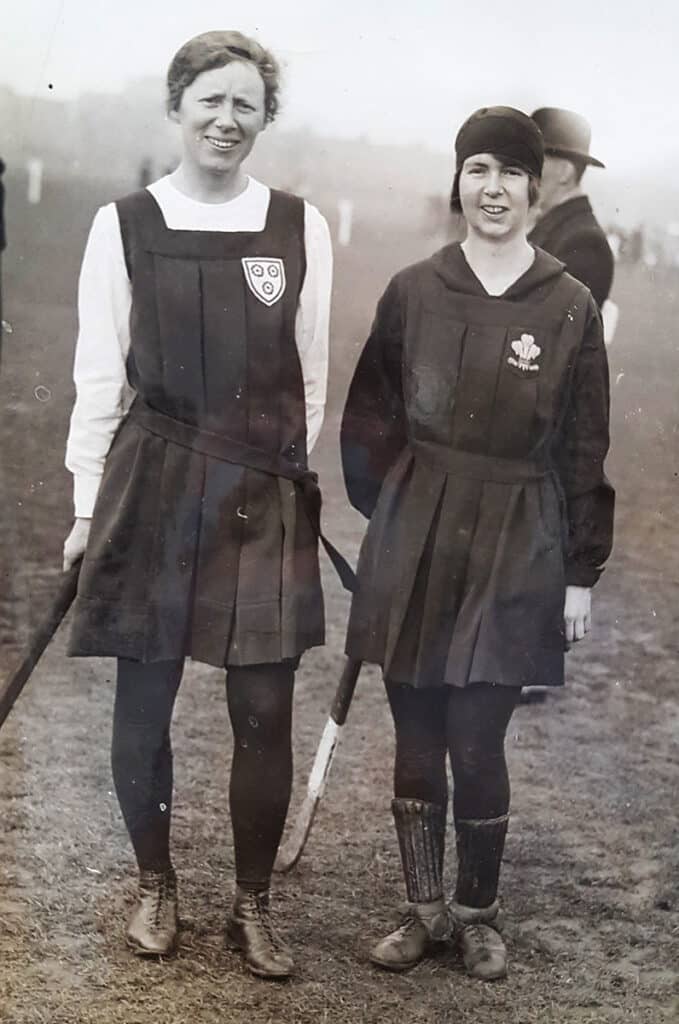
[138,158,153,189]
[523,108,616,704]
[0,157,6,345]
[0,158,6,253]
[529,108,613,309]
[623,226,644,265]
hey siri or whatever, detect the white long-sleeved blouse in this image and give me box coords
[65,175,333,518]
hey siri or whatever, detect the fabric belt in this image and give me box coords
[129,400,356,593]
[411,439,548,483]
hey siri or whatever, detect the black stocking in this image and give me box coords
[226,662,295,892]
[111,658,183,873]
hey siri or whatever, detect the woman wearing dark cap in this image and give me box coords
[342,106,613,980]
[62,31,332,978]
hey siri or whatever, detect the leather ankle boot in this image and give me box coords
[226,887,294,979]
[449,899,507,981]
[126,867,178,956]
[370,799,449,972]
[370,897,449,971]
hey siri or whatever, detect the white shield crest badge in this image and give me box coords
[241,258,286,307]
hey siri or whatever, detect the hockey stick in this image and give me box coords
[274,656,362,872]
[0,563,80,730]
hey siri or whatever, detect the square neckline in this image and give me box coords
[144,175,273,237]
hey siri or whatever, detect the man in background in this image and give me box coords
[524,111,614,705]
[529,108,614,310]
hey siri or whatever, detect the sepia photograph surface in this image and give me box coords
[1,2,678,1022]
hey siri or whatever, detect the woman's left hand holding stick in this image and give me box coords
[63,518,91,571]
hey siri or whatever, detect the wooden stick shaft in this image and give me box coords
[0,565,79,729]
[330,657,362,725]
[274,657,363,872]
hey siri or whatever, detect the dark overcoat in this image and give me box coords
[69,188,324,667]
[528,195,614,308]
[342,244,614,690]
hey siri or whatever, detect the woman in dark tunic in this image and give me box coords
[341,107,613,980]
[62,31,332,978]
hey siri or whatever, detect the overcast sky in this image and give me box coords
[3,0,678,169]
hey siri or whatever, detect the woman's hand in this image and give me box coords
[564,585,591,643]
[63,518,92,571]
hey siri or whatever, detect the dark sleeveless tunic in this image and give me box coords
[342,244,614,689]
[69,188,324,666]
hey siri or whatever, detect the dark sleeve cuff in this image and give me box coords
[564,562,603,588]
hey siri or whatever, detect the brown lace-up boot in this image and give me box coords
[370,799,450,971]
[126,867,178,956]
[226,887,294,979]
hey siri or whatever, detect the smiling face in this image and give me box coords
[169,61,267,182]
[458,153,531,242]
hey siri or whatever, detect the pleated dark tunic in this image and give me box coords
[69,188,324,667]
[342,244,614,689]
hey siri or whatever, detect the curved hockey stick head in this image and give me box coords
[274,717,340,872]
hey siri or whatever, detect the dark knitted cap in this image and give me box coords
[455,106,544,177]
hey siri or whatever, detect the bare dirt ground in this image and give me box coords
[0,177,678,1023]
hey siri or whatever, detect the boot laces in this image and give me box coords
[463,922,501,955]
[253,892,285,952]
[397,911,425,935]
[143,870,175,928]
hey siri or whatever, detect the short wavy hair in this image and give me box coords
[167,31,280,123]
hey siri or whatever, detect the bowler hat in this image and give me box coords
[531,108,605,168]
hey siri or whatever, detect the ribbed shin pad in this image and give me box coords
[454,814,509,909]
[392,798,446,904]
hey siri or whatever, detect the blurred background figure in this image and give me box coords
[0,156,6,357]
[523,107,616,706]
[137,158,153,189]
[529,108,614,310]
